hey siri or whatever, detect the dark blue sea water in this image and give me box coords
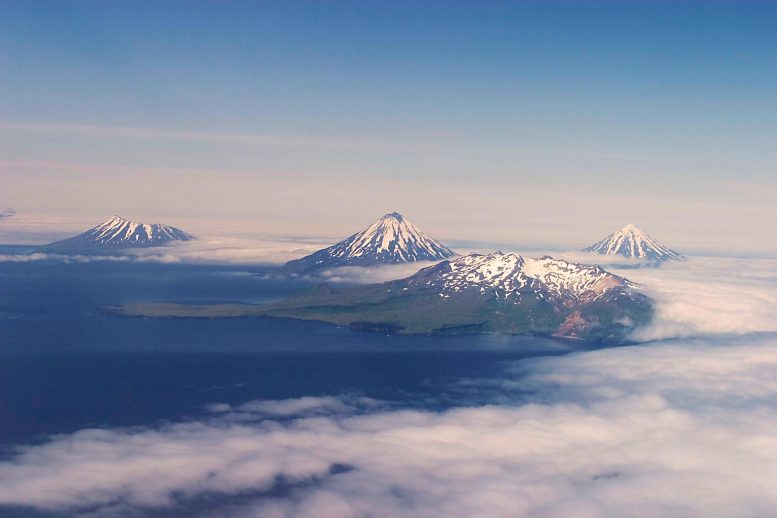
[0,256,595,450]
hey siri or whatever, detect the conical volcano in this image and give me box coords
[284,212,455,272]
[42,215,194,252]
[584,224,684,261]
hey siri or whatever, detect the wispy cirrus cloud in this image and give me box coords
[0,121,422,153]
[0,158,237,177]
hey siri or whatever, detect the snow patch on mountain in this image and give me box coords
[411,252,635,302]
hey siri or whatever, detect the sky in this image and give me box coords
[1,1,776,253]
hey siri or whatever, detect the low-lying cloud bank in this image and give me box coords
[127,235,330,265]
[0,234,448,285]
[0,252,142,264]
[3,334,777,517]
[623,256,777,341]
[0,235,328,265]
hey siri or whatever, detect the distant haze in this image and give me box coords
[1,2,775,254]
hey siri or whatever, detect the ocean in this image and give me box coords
[0,257,595,448]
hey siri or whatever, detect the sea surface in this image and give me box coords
[0,253,602,450]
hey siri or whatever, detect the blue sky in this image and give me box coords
[1,1,776,252]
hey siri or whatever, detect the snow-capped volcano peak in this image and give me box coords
[92,215,193,244]
[345,212,452,260]
[284,212,455,272]
[410,252,633,302]
[584,224,684,261]
[42,216,194,252]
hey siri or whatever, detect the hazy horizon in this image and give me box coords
[0,209,763,259]
[2,1,776,254]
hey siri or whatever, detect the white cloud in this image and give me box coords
[0,122,415,153]
[125,235,327,265]
[0,235,442,283]
[216,396,382,419]
[3,335,777,516]
[622,256,777,340]
[0,252,133,263]
[0,235,327,265]
[542,250,660,269]
[309,262,439,284]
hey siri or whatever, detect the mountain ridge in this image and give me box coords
[270,252,652,342]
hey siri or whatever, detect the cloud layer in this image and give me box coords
[622,256,777,340]
[0,235,325,265]
[3,334,777,517]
